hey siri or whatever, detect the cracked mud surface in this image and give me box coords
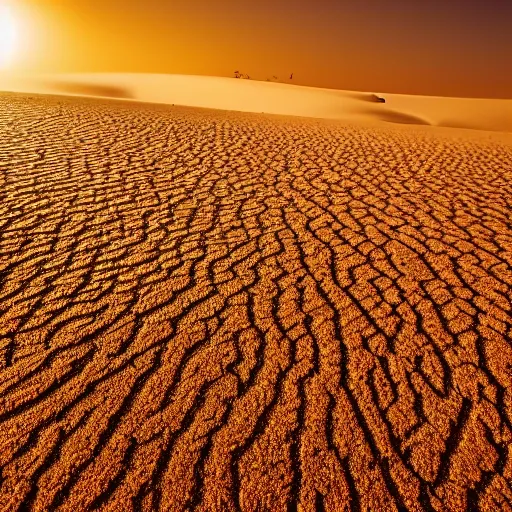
[0,93,511,511]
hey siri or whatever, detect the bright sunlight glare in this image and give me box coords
[0,6,17,70]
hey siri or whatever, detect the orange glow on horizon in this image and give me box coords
[0,5,18,70]
[9,0,512,98]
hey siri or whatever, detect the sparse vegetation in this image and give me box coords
[236,72,294,82]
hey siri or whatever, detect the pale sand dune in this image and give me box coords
[1,72,512,132]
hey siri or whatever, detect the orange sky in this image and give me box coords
[10,0,512,98]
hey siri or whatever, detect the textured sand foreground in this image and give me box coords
[2,73,512,133]
[0,93,512,511]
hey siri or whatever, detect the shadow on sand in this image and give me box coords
[43,81,133,100]
[370,109,431,126]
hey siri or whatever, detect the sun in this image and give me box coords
[0,6,17,70]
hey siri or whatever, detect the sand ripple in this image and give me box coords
[0,94,511,511]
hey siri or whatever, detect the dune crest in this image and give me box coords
[1,72,511,132]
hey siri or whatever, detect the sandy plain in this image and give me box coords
[0,87,511,511]
[1,73,512,133]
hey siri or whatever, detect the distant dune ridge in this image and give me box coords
[1,72,512,132]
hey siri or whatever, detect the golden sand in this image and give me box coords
[0,93,511,511]
[1,73,512,133]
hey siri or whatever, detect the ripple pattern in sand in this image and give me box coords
[0,94,511,511]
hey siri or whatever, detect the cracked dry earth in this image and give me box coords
[0,93,511,512]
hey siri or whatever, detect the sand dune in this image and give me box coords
[1,72,512,132]
[0,92,511,510]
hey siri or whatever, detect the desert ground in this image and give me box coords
[0,84,511,511]
[2,73,512,133]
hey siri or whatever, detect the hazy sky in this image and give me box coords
[10,0,512,97]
